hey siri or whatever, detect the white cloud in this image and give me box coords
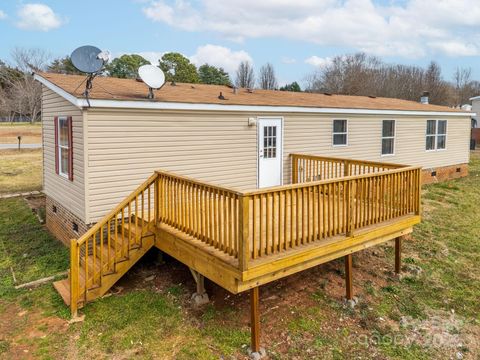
[142,0,480,58]
[0,10,7,20]
[281,57,296,64]
[305,56,332,68]
[189,44,252,73]
[16,4,63,31]
[136,51,164,65]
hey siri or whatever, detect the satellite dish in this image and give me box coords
[138,64,165,99]
[71,45,104,74]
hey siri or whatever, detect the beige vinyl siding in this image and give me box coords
[283,114,471,183]
[42,86,86,221]
[86,109,257,221]
[84,108,470,222]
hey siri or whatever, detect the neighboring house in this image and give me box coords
[470,96,480,147]
[35,72,474,351]
[34,72,473,245]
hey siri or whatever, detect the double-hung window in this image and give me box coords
[332,119,348,146]
[426,120,447,151]
[381,120,395,155]
[55,116,73,180]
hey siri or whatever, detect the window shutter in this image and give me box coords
[68,116,74,181]
[54,116,59,175]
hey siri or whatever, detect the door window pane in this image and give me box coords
[263,126,277,159]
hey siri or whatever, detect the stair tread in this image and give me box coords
[53,279,71,306]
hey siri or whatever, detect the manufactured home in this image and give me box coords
[34,72,472,353]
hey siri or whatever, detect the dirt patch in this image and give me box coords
[0,302,68,359]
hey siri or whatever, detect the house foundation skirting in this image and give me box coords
[421,163,468,184]
[45,196,89,246]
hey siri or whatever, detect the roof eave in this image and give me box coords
[34,73,475,117]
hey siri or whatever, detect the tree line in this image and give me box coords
[1,48,479,123]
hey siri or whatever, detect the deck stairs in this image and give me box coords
[53,216,155,308]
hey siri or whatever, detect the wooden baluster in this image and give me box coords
[114,215,118,265]
[266,193,271,255]
[107,219,111,272]
[291,189,296,248]
[128,201,132,249]
[147,185,151,223]
[313,185,318,241]
[280,191,286,251]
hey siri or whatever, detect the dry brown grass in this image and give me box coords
[0,123,42,144]
[0,148,42,194]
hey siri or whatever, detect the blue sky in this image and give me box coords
[1,0,479,87]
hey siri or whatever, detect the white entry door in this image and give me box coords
[258,118,283,188]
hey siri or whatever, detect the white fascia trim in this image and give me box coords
[34,73,84,108]
[35,74,475,117]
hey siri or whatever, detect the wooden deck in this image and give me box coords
[55,154,421,326]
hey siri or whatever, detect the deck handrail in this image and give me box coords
[290,153,409,169]
[243,165,421,196]
[76,172,159,246]
[70,172,159,316]
[290,153,408,184]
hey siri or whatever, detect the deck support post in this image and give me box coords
[344,254,353,300]
[190,268,209,307]
[395,237,402,274]
[249,286,264,357]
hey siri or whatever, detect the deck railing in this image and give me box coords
[70,173,158,315]
[153,154,420,269]
[242,165,420,263]
[156,171,242,259]
[291,153,407,183]
[69,154,421,313]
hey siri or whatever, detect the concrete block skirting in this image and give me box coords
[421,163,468,185]
[45,196,89,246]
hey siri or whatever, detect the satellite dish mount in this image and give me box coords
[138,65,166,100]
[70,46,109,106]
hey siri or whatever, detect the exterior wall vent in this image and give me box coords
[431,170,437,177]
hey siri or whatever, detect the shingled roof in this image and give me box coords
[36,72,464,113]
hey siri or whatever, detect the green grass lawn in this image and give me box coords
[0,155,479,359]
[0,149,42,194]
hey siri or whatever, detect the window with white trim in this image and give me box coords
[426,120,447,151]
[55,116,73,180]
[381,120,395,155]
[332,119,347,146]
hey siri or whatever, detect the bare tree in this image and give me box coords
[305,52,453,105]
[258,63,278,90]
[0,48,50,123]
[452,67,478,106]
[235,61,255,89]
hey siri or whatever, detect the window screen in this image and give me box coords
[426,120,447,151]
[381,120,395,155]
[332,119,347,146]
